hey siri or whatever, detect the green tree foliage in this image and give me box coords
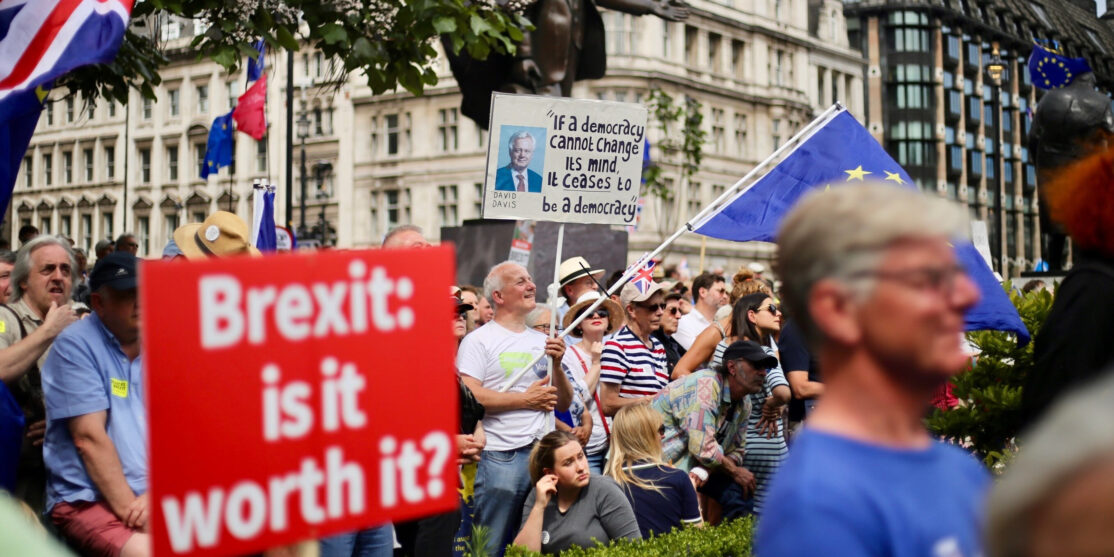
[642,89,705,202]
[926,284,1054,470]
[504,517,754,557]
[62,0,530,105]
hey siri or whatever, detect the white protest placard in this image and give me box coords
[482,93,647,225]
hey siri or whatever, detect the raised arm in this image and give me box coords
[672,323,726,379]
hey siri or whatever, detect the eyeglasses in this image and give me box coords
[757,304,780,314]
[849,264,967,296]
[583,309,609,320]
[532,324,552,333]
[667,307,682,315]
[636,302,666,312]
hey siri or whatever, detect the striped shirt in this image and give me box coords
[600,326,669,398]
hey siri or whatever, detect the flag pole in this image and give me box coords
[498,103,847,392]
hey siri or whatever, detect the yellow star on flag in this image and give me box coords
[844,165,871,181]
[883,171,905,184]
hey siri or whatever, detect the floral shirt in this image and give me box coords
[651,369,751,471]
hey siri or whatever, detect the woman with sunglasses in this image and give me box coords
[558,291,623,473]
[606,404,703,538]
[671,278,772,379]
[706,292,789,515]
[513,431,641,554]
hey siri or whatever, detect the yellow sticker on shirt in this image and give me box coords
[111,378,128,398]
[0,321,6,333]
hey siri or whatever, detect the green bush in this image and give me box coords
[926,283,1053,471]
[502,517,754,556]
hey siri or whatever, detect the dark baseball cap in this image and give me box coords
[89,252,138,292]
[722,340,779,370]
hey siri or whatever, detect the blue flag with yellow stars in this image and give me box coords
[1027,43,1090,90]
[692,108,1030,343]
[201,111,234,179]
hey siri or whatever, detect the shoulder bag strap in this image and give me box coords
[571,345,611,437]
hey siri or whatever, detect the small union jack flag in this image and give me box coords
[630,259,656,294]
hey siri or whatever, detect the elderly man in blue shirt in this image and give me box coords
[42,252,147,557]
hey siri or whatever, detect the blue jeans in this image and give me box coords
[586,450,606,475]
[700,472,754,520]
[473,445,534,557]
[319,524,394,557]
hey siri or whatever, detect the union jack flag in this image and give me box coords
[629,259,656,294]
[0,0,132,213]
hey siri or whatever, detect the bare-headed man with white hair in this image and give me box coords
[756,184,990,556]
[457,261,572,556]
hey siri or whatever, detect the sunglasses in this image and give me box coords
[667,306,682,315]
[582,309,609,320]
[757,304,780,314]
[636,302,667,311]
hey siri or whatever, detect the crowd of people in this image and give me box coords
[2,177,1113,557]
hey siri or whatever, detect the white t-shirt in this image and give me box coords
[672,310,711,350]
[457,321,553,451]
[562,344,609,455]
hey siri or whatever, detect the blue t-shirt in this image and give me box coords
[756,429,990,557]
[618,462,702,539]
[42,313,147,511]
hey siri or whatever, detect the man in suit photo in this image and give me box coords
[496,131,543,193]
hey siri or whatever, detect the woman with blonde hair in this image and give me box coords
[606,404,702,538]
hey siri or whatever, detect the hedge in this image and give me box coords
[500,517,755,557]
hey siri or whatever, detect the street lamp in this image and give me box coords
[985,42,1005,273]
[296,112,310,243]
[313,160,333,247]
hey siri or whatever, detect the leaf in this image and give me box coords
[319,23,347,45]
[353,37,374,61]
[275,26,300,51]
[470,14,494,36]
[433,16,457,34]
[211,47,237,69]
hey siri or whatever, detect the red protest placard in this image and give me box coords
[142,247,458,556]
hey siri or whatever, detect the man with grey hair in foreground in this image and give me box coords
[457,261,572,555]
[756,184,990,556]
[0,235,80,513]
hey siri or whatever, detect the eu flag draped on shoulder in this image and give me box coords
[692,106,1030,344]
[0,0,133,211]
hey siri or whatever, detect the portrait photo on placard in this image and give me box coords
[495,125,547,194]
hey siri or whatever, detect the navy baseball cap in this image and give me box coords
[89,252,138,292]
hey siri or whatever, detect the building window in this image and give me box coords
[105,146,115,179]
[707,33,721,71]
[63,151,73,184]
[711,108,725,152]
[772,119,782,150]
[81,214,92,251]
[688,182,703,216]
[23,156,32,187]
[438,185,459,226]
[142,96,152,119]
[731,40,746,78]
[165,213,180,243]
[734,113,747,156]
[83,148,93,181]
[108,102,116,118]
[140,148,151,183]
[192,211,206,223]
[605,12,634,55]
[66,98,74,122]
[60,215,71,238]
[137,216,150,255]
[40,216,51,235]
[439,108,459,152]
[102,211,114,241]
[685,25,698,67]
[168,88,180,117]
[196,144,207,177]
[313,106,324,136]
[257,139,267,172]
[663,22,672,59]
[228,82,239,109]
[43,154,52,186]
[370,116,379,157]
[385,189,401,228]
[386,114,400,155]
[474,182,484,218]
[196,84,209,114]
[167,146,178,181]
[45,104,54,125]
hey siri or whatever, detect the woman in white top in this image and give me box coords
[558,291,623,473]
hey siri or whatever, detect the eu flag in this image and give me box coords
[201,111,234,179]
[1027,44,1091,90]
[693,108,1030,343]
[246,39,265,82]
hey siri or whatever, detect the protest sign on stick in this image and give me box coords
[142,247,458,556]
[482,93,648,225]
